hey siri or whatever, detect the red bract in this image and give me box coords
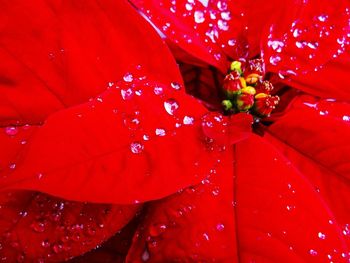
[1,0,350,262]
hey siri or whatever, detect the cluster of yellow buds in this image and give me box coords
[221,59,280,117]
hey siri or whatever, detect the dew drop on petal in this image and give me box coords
[170,82,182,90]
[318,232,326,240]
[217,19,229,31]
[141,248,150,261]
[41,240,50,248]
[52,243,63,254]
[154,86,164,95]
[269,55,281,66]
[130,142,144,154]
[120,88,133,100]
[155,128,166,137]
[123,72,133,82]
[212,187,220,196]
[5,126,18,136]
[221,11,231,20]
[124,116,141,130]
[185,3,193,11]
[31,220,46,233]
[9,163,16,170]
[164,99,179,115]
[194,10,205,23]
[228,39,236,46]
[202,232,210,241]
[309,249,318,256]
[216,223,225,231]
[183,116,195,125]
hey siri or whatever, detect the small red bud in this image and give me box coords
[223,73,246,97]
[255,80,274,94]
[236,93,255,111]
[254,94,280,116]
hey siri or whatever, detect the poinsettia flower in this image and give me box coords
[1,0,350,263]
[124,0,350,262]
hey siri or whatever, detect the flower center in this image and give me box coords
[221,59,280,117]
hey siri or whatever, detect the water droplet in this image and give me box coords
[37,173,44,179]
[217,19,229,31]
[41,240,50,248]
[141,248,150,261]
[164,99,179,115]
[130,142,144,154]
[217,0,227,10]
[293,28,302,38]
[185,3,193,11]
[155,128,166,137]
[342,115,350,122]
[135,89,143,96]
[9,163,16,170]
[52,243,63,254]
[19,211,27,217]
[216,223,225,231]
[194,10,205,23]
[202,232,210,241]
[286,205,295,211]
[31,220,46,233]
[317,15,328,22]
[17,253,25,262]
[221,11,231,21]
[154,86,164,95]
[149,224,167,237]
[318,232,326,240]
[309,249,318,256]
[268,40,284,53]
[86,226,96,236]
[124,115,140,130]
[5,126,18,136]
[183,116,195,125]
[123,73,133,82]
[206,27,219,43]
[212,187,220,196]
[120,88,133,100]
[170,82,181,90]
[269,55,281,66]
[228,39,236,46]
[143,134,150,141]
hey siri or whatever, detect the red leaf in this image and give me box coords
[0,191,139,261]
[126,149,239,262]
[68,215,141,263]
[265,134,350,247]
[262,0,350,90]
[0,0,181,126]
[126,135,349,262]
[0,0,223,204]
[131,0,287,72]
[269,95,350,180]
[267,95,350,245]
[0,76,222,204]
[281,51,350,101]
